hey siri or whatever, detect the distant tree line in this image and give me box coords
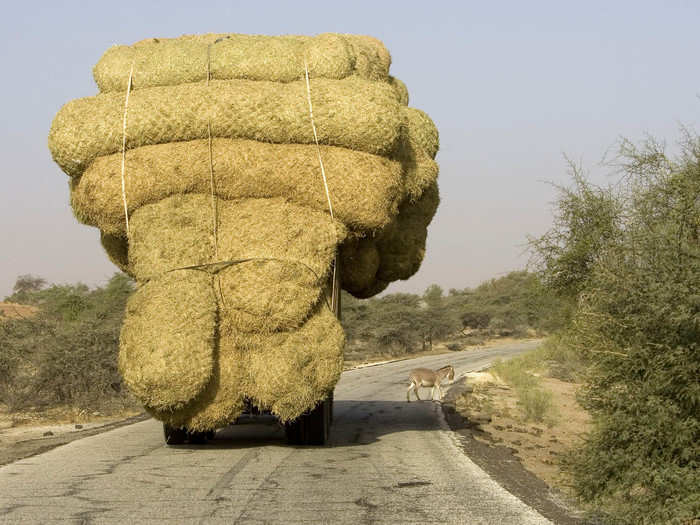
[342,270,566,358]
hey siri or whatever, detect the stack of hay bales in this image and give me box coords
[48,33,439,430]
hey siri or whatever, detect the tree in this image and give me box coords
[531,134,700,524]
[6,274,47,302]
[528,162,622,300]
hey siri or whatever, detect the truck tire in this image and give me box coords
[285,396,332,446]
[163,424,187,445]
[163,424,209,445]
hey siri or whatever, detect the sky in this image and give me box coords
[1,0,699,299]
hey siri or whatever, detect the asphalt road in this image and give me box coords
[0,341,551,524]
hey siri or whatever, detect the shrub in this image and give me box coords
[0,273,135,412]
[531,133,700,524]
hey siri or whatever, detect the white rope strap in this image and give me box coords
[303,58,340,310]
[303,59,335,222]
[206,44,219,259]
[120,64,134,237]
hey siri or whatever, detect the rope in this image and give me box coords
[303,59,335,221]
[206,44,222,304]
[303,58,340,313]
[120,64,134,237]
[162,256,335,313]
[206,45,218,258]
[207,124,219,259]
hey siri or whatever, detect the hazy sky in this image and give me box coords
[2,1,699,299]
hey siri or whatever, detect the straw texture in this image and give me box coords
[71,139,403,234]
[127,194,344,331]
[119,270,217,411]
[94,33,391,92]
[49,32,440,430]
[49,77,403,177]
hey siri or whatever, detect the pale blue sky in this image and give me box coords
[2,0,699,298]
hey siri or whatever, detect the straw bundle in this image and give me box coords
[119,270,217,411]
[49,33,440,429]
[70,139,404,234]
[49,77,402,177]
[150,303,343,430]
[94,33,391,92]
[127,194,344,330]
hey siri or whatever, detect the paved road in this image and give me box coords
[0,341,551,524]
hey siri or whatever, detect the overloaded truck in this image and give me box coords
[48,33,439,446]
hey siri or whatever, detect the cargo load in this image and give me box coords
[49,32,440,444]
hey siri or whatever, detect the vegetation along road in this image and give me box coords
[0,341,552,524]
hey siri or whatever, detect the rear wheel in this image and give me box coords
[187,431,208,444]
[163,424,187,445]
[285,396,333,446]
[163,425,210,445]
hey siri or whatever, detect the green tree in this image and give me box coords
[529,162,622,300]
[421,285,459,350]
[6,274,47,303]
[531,134,700,524]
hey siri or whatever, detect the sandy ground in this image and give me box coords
[0,302,38,319]
[0,407,146,467]
[443,370,594,523]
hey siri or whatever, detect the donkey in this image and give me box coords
[406,365,455,402]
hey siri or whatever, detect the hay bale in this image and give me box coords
[148,324,247,432]
[94,33,391,92]
[242,304,344,422]
[71,138,403,235]
[339,237,380,294]
[49,77,403,177]
[99,232,129,273]
[375,181,440,282]
[48,33,441,430]
[388,76,409,106]
[343,34,393,84]
[128,194,344,332]
[150,300,343,429]
[405,107,439,160]
[119,270,217,411]
[396,108,440,201]
[349,278,390,299]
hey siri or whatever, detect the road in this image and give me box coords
[0,341,552,524]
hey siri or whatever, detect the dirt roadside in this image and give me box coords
[442,373,599,525]
[0,410,148,467]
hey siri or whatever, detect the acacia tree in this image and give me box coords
[7,274,47,302]
[531,134,700,524]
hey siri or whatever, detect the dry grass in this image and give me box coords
[456,372,590,492]
[72,139,404,235]
[49,77,403,177]
[47,32,442,430]
[150,304,343,430]
[94,33,392,92]
[119,270,217,411]
[0,303,38,320]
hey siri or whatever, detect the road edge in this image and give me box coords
[439,366,594,525]
[0,413,150,467]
